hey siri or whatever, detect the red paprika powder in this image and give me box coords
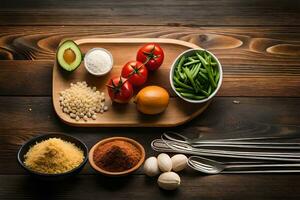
[93,140,141,172]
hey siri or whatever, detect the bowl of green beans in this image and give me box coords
[170,49,222,103]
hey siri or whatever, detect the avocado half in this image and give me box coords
[57,40,82,71]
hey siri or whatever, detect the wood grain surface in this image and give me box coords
[1,97,300,174]
[0,0,299,26]
[1,26,300,63]
[1,0,300,199]
[1,174,300,200]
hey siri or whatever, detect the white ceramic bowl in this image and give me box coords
[84,48,113,76]
[169,49,223,103]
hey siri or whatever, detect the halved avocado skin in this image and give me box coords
[56,40,82,72]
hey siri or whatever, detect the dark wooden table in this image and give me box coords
[1,0,300,199]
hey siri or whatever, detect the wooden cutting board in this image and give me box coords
[52,38,210,127]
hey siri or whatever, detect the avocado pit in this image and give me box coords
[63,48,76,64]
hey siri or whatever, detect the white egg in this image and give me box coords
[157,172,181,190]
[157,153,172,172]
[143,157,160,177]
[171,154,188,172]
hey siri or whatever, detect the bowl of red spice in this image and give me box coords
[89,137,145,176]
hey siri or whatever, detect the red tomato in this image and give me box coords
[121,61,148,86]
[106,76,133,103]
[136,43,164,71]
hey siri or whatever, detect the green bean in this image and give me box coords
[190,55,199,60]
[180,92,206,100]
[211,62,218,66]
[197,53,208,67]
[176,57,186,81]
[194,79,208,96]
[175,67,185,81]
[193,81,201,92]
[187,57,198,62]
[199,68,207,73]
[173,81,179,87]
[215,69,220,83]
[192,63,201,79]
[205,54,212,63]
[199,88,209,97]
[199,71,208,81]
[190,64,198,75]
[211,66,215,76]
[177,56,185,71]
[202,60,216,88]
[183,67,198,92]
[190,64,197,76]
[183,72,188,81]
[204,51,211,61]
[173,76,193,90]
[179,71,186,80]
[205,55,219,84]
[174,69,180,78]
[195,79,204,92]
[183,60,200,66]
[175,87,194,93]
[207,56,218,78]
[208,85,212,94]
[197,54,216,88]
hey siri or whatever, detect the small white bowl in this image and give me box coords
[84,48,113,76]
[169,49,223,103]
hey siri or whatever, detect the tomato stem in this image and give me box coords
[142,44,160,66]
[127,63,144,79]
[107,77,129,94]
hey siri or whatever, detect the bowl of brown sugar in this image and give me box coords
[89,137,145,176]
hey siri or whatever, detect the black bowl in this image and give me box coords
[17,133,88,180]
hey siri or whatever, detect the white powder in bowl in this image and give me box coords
[84,48,113,75]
